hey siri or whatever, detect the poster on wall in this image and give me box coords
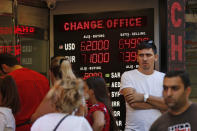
[54,8,154,130]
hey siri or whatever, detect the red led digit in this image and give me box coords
[120,52,124,61]
[81,54,87,64]
[83,73,89,79]
[130,38,137,48]
[98,72,102,77]
[125,39,130,49]
[130,51,137,62]
[98,53,103,63]
[125,52,130,62]
[119,39,124,49]
[98,40,103,51]
[103,53,110,63]
[104,40,109,50]
[90,53,97,63]
[86,41,91,51]
[92,40,97,51]
[80,41,86,51]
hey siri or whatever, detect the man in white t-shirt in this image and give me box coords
[120,40,168,131]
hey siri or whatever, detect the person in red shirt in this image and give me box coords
[84,76,119,131]
[0,54,50,131]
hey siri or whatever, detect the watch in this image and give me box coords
[144,93,149,102]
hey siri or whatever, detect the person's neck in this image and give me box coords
[10,65,23,72]
[137,68,154,75]
[169,101,192,115]
[89,97,98,105]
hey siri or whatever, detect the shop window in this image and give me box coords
[186,1,197,101]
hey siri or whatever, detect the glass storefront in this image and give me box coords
[186,1,197,101]
[0,1,49,77]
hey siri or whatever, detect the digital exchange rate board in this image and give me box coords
[54,8,154,130]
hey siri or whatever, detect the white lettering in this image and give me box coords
[111,101,120,107]
[64,43,75,50]
[113,111,121,117]
[111,91,120,97]
[111,72,121,78]
[111,82,120,88]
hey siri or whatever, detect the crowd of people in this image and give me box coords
[0,40,197,131]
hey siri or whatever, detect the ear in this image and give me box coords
[89,89,95,96]
[154,54,158,62]
[1,64,9,73]
[186,87,191,97]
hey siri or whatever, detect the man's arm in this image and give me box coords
[120,88,168,111]
[120,88,154,109]
[146,95,168,111]
[92,111,105,131]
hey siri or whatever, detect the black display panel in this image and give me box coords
[54,9,154,130]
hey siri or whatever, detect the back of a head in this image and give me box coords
[50,56,76,80]
[165,70,191,89]
[0,75,20,114]
[137,40,157,54]
[86,76,109,105]
[51,78,84,114]
[0,53,19,72]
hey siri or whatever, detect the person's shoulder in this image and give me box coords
[66,115,92,131]
[151,112,169,129]
[24,68,48,80]
[37,113,64,120]
[65,115,89,125]
[191,103,197,110]
[154,70,165,77]
[89,102,107,112]
[154,70,165,75]
[69,115,86,120]
[122,69,137,76]
[0,107,12,116]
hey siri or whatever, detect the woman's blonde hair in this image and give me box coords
[50,56,76,80]
[49,78,84,114]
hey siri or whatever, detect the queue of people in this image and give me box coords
[0,40,197,131]
[0,54,50,131]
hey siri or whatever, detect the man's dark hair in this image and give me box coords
[137,40,157,54]
[0,53,19,72]
[164,70,191,89]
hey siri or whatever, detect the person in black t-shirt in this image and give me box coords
[150,70,197,131]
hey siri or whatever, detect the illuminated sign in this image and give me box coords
[54,9,154,130]
[0,26,35,35]
[0,45,21,62]
[167,0,185,71]
[14,26,35,35]
[63,17,147,31]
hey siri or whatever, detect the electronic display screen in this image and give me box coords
[54,9,154,130]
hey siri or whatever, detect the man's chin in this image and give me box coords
[142,66,150,70]
[166,102,176,109]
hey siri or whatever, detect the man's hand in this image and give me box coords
[121,88,144,104]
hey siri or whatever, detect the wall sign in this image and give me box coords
[0,45,21,62]
[54,9,154,130]
[167,0,185,71]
